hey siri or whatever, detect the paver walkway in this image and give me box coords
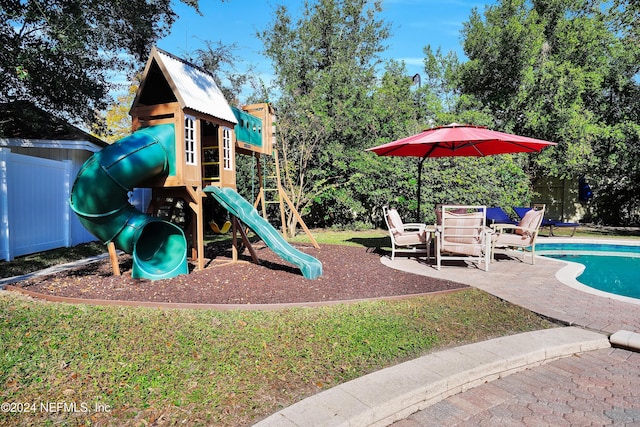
[381,240,640,334]
[255,327,611,427]
[385,238,640,426]
[394,347,640,426]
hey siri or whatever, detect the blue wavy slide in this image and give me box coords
[204,186,322,280]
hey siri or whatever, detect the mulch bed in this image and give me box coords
[13,243,468,305]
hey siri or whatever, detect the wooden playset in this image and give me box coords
[125,47,317,272]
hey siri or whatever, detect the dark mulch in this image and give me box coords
[14,243,468,305]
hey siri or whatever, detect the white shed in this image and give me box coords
[0,101,108,260]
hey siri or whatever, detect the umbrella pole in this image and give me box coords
[416,156,427,222]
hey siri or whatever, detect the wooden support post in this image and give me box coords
[231,215,238,262]
[272,150,288,238]
[188,200,204,271]
[186,186,205,271]
[253,190,264,210]
[107,241,121,276]
[255,153,268,219]
[197,206,204,270]
[231,216,259,264]
[279,188,320,249]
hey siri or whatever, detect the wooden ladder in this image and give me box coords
[253,150,319,249]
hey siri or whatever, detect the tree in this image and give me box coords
[259,0,392,231]
[422,45,461,116]
[190,40,259,107]
[91,78,139,143]
[345,60,427,224]
[458,0,640,224]
[262,0,390,147]
[0,0,200,126]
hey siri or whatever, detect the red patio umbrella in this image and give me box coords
[366,123,556,220]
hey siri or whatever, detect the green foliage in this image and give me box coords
[417,155,531,224]
[6,0,638,232]
[588,122,640,224]
[370,60,425,139]
[422,45,462,114]
[257,0,543,228]
[458,0,640,224]
[91,79,139,143]
[259,0,394,230]
[0,0,200,126]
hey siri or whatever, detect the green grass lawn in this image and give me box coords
[0,289,554,426]
[0,228,606,426]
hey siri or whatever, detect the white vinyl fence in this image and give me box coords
[0,148,153,261]
[1,148,72,260]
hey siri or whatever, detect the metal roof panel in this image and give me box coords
[155,49,238,124]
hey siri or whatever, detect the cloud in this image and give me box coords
[398,57,424,67]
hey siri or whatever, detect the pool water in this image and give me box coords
[537,243,640,300]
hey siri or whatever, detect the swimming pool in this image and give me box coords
[537,241,640,300]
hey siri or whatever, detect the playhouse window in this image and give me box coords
[223,127,232,170]
[185,115,196,165]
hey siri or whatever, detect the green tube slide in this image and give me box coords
[70,125,188,280]
[204,186,322,280]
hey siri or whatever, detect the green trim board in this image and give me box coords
[232,107,263,148]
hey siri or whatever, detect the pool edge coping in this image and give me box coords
[538,237,640,306]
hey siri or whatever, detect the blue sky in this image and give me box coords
[153,0,492,98]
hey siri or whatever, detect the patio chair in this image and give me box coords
[493,205,545,264]
[486,207,518,226]
[435,205,491,271]
[513,205,579,237]
[383,206,430,261]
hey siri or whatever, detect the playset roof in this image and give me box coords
[134,47,238,125]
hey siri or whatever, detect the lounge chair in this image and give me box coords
[486,207,518,226]
[435,205,491,271]
[493,205,545,264]
[513,206,579,237]
[383,206,430,260]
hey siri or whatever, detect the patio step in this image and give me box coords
[253,327,609,427]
